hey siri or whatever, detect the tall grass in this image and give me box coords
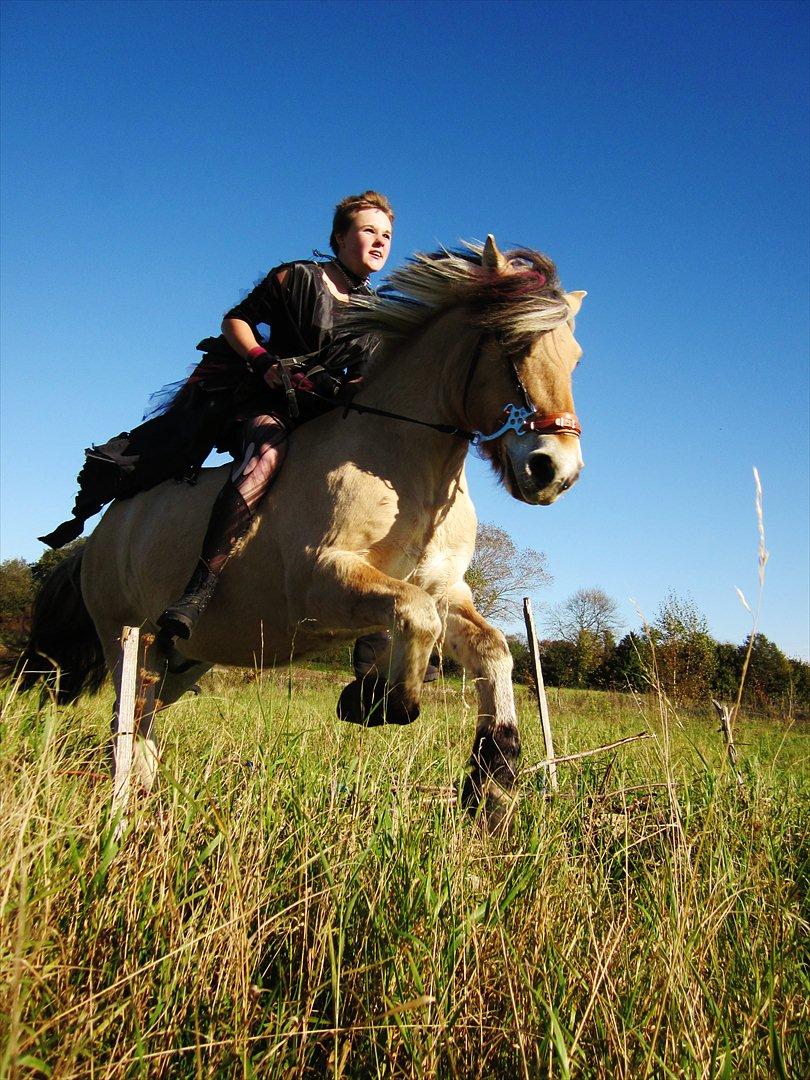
[1,667,807,1078]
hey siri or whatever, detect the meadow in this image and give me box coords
[1,663,807,1079]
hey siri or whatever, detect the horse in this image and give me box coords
[25,236,586,824]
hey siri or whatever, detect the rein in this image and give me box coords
[298,332,581,445]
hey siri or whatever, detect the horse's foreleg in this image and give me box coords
[305,553,442,726]
[441,583,520,828]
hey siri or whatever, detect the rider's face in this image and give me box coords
[336,208,392,277]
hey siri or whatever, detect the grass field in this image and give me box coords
[1,665,808,1078]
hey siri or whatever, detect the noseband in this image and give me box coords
[462,333,582,446]
[471,403,581,445]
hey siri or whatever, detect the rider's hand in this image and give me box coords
[289,372,314,393]
[246,346,283,389]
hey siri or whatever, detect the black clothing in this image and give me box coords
[39,260,373,548]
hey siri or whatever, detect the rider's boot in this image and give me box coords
[157,559,220,640]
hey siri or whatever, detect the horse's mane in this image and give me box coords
[341,244,570,355]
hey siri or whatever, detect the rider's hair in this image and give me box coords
[330,191,394,254]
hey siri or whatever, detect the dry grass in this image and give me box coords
[1,669,807,1078]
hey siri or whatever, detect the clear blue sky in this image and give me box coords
[2,0,808,659]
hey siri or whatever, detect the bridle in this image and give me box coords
[460,332,581,445]
[297,330,581,446]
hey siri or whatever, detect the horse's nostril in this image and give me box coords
[528,453,555,489]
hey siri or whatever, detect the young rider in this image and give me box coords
[40,191,394,643]
[157,192,394,639]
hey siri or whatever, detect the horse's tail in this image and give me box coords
[16,549,107,703]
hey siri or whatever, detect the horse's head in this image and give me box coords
[340,235,586,506]
[468,236,586,506]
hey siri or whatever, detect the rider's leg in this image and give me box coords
[157,414,289,639]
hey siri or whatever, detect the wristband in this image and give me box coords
[245,346,273,377]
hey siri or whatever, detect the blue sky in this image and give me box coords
[1,0,808,658]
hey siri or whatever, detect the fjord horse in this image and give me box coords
[29,236,586,822]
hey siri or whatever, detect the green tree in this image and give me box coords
[465,522,551,622]
[653,591,716,705]
[506,634,533,684]
[544,589,621,687]
[740,634,792,711]
[537,639,579,687]
[603,632,649,691]
[712,642,742,701]
[30,539,85,584]
[0,558,35,646]
[788,657,810,717]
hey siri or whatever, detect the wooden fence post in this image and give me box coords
[712,698,745,788]
[523,597,558,792]
[111,625,139,833]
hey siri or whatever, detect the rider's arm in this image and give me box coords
[221,317,264,360]
[220,317,281,389]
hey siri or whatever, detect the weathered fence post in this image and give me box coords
[111,625,139,834]
[523,597,558,792]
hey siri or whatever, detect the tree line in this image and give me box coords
[463,525,808,716]
[506,587,809,717]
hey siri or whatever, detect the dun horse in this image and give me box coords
[26,236,586,822]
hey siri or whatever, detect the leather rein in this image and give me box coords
[296,332,581,445]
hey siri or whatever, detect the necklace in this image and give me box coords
[332,256,370,293]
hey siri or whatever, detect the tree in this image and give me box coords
[537,638,579,687]
[546,588,621,641]
[0,558,34,646]
[30,539,85,584]
[712,642,742,701]
[740,634,792,711]
[788,657,810,716]
[465,522,551,622]
[543,589,621,687]
[603,632,649,692]
[506,634,533,684]
[652,591,716,705]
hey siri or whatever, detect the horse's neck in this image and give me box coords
[337,308,475,498]
[358,308,476,424]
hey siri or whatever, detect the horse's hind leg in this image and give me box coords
[440,583,520,829]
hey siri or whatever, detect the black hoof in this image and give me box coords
[461,724,521,831]
[336,677,419,727]
[461,774,514,833]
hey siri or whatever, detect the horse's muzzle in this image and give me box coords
[505,436,583,505]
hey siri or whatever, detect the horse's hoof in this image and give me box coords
[336,678,419,727]
[384,687,420,726]
[337,680,363,724]
[336,678,384,726]
[461,774,516,834]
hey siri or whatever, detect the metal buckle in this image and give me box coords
[471,403,534,445]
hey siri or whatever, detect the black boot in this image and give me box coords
[157,559,220,640]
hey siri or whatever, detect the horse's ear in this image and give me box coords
[483,234,507,271]
[565,290,587,316]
